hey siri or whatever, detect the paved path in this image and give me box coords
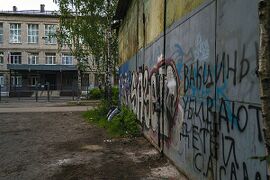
[0,106,93,113]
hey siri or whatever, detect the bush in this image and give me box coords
[83,104,140,137]
[109,106,140,137]
[88,87,118,102]
[112,86,119,105]
[88,88,104,100]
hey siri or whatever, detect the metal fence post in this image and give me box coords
[86,84,89,100]
[18,87,20,101]
[47,82,50,102]
[0,85,2,102]
[35,84,38,102]
[72,83,74,101]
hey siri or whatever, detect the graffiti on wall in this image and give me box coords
[119,34,266,179]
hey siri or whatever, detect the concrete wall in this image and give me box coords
[118,0,268,179]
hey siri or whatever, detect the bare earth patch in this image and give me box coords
[0,112,186,179]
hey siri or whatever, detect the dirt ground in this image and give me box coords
[0,111,186,180]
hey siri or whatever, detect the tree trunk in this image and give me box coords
[105,0,113,106]
[258,0,270,151]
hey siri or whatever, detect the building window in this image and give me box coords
[28,53,39,64]
[62,54,73,65]
[0,23,3,44]
[11,76,22,87]
[44,24,57,44]
[30,77,37,86]
[10,52,22,64]
[9,23,21,43]
[0,75,4,87]
[45,53,56,64]
[28,24,39,43]
[0,52,3,64]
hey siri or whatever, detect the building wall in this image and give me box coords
[0,15,70,67]
[0,13,97,93]
[118,0,268,179]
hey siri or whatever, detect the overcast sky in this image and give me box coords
[0,0,59,11]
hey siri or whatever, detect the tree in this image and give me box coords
[258,0,270,152]
[54,0,118,104]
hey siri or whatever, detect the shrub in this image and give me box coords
[88,88,104,100]
[112,86,119,105]
[109,106,140,137]
[88,87,118,102]
[83,104,140,137]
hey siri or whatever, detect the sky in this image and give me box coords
[0,0,59,11]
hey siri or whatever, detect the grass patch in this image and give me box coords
[83,101,140,138]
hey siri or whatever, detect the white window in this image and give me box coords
[28,24,39,43]
[10,52,22,64]
[45,53,56,64]
[0,52,3,64]
[62,54,73,65]
[28,53,39,64]
[0,23,3,44]
[0,75,4,87]
[44,24,57,44]
[11,76,22,87]
[9,23,21,43]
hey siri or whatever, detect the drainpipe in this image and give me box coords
[161,0,167,154]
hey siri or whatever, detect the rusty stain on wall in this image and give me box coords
[166,0,206,27]
[143,0,164,45]
[118,0,206,65]
[118,0,138,65]
[118,0,164,65]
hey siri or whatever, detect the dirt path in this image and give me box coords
[0,112,186,180]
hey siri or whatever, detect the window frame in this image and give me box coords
[11,76,22,87]
[10,52,22,64]
[0,75,4,87]
[27,24,39,44]
[44,24,57,45]
[0,23,3,44]
[45,53,56,65]
[61,54,73,65]
[0,52,3,64]
[9,23,21,43]
[28,53,39,64]
[30,76,38,86]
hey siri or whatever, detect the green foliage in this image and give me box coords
[112,86,119,105]
[88,88,104,100]
[83,100,109,124]
[56,0,119,72]
[109,106,141,137]
[83,104,141,138]
[87,86,118,106]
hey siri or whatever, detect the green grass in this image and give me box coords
[83,101,140,138]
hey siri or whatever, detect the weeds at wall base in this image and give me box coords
[83,101,141,138]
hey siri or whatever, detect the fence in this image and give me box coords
[0,83,93,102]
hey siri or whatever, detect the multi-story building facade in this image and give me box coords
[0,5,96,96]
